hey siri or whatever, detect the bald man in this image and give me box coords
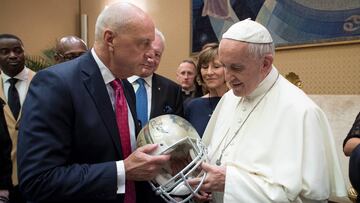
[17,2,169,203]
[54,36,88,63]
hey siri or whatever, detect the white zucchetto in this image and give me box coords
[222,18,273,43]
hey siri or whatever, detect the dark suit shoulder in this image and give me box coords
[151,73,184,118]
[18,51,119,202]
[152,73,181,90]
[40,52,96,78]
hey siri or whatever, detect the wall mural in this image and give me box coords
[192,0,360,53]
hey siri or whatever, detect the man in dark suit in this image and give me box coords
[127,29,183,127]
[17,3,169,203]
[127,28,184,203]
[0,33,35,203]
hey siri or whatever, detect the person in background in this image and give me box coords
[176,59,202,104]
[344,112,360,202]
[188,18,347,202]
[0,33,35,203]
[0,98,12,203]
[184,43,228,137]
[128,28,183,128]
[17,3,169,203]
[53,35,88,63]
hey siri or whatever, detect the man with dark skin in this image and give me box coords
[0,34,36,203]
[0,35,25,77]
[54,35,88,63]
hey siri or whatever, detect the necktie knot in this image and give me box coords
[136,78,145,87]
[8,78,18,86]
[110,79,122,91]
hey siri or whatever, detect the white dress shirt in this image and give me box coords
[127,75,153,119]
[91,48,136,194]
[1,67,31,105]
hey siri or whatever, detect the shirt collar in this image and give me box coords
[128,74,152,87]
[182,89,193,95]
[245,66,279,100]
[182,86,195,95]
[91,48,115,85]
[1,66,29,83]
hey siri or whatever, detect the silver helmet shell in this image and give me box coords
[137,114,208,203]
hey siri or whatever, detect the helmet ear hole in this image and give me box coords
[136,115,208,202]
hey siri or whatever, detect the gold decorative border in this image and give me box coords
[276,38,360,51]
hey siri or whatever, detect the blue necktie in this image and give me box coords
[136,78,148,127]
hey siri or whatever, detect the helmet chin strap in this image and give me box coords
[160,171,207,203]
[151,142,208,203]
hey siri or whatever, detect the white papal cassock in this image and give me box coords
[202,67,347,203]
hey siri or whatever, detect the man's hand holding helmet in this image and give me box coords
[124,144,170,181]
[188,162,226,192]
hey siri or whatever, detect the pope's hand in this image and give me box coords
[188,162,226,192]
[124,144,170,181]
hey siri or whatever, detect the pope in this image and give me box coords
[188,18,347,203]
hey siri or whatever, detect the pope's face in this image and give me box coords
[219,39,267,97]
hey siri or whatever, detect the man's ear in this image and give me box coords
[262,54,273,73]
[104,30,115,52]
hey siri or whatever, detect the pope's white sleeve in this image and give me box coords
[300,107,346,199]
[224,164,291,202]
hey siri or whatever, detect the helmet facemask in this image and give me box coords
[137,115,208,203]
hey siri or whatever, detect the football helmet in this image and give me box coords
[137,114,208,203]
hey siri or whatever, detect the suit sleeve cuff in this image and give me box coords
[116,160,125,194]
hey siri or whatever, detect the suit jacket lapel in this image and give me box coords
[150,73,160,119]
[0,69,36,123]
[0,76,7,107]
[80,53,123,157]
[16,69,35,122]
[122,79,141,135]
[0,74,16,123]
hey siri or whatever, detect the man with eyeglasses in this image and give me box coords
[54,35,88,63]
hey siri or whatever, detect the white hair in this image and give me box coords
[155,28,165,45]
[94,2,144,42]
[247,43,275,59]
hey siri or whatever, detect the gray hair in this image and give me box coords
[155,28,165,45]
[94,2,144,42]
[247,43,275,59]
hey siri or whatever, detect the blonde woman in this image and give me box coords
[184,43,228,137]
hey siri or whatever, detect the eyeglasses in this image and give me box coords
[57,52,86,61]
